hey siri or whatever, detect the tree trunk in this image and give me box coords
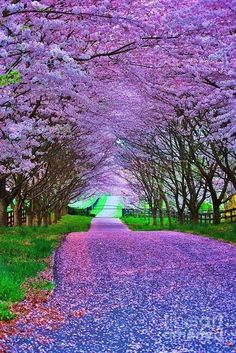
[58,208,62,220]
[151,208,157,226]
[162,197,172,226]
[54,207,60,223]
[26,200,34,226]
[178,210,185,225]
[48,213,52,225]
[37,215,42,226]
[61,205,68,216]
[54,211,58,224]
[210,191,222,225]
[32,214,41,226]
[0,199,8,227]
[13,207,22,227]
[27,213,33,227]
[32,215,37,226]
[42,214,48,226]
[191,210,199,224]
[213,205,221,224]
[159,208,163,227]
[166,207,172,226]
[13,197,23,227]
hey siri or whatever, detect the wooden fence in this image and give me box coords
[122,208,150,217]
[122,207,236,224]
[6,206,236,226]
[7,209,27,227]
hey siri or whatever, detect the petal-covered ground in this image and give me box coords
[1,218,236,353]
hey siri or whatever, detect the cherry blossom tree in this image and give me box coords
[0,0,235,226]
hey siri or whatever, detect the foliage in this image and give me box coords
[0,70,21,87]
[69,197,97,209]
[91,195,108,216]
[68,206,85,215]
[199,201,213,212]
[0,1,235,227]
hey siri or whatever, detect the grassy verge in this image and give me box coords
[121,216,171,231]
[170,222,236,243]
[0,214,93,320]
[115,203,123,218]
[121,216,236,243]
[69,196,97,209]
[92,195,108,215]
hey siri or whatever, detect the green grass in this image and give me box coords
[30,278,55,291]
[121,216,236,243]
[69,194,109,216]
[115,203,123,218]
[0,214,93,320]
[121,216,171,231]
[170,222,236,243]
[0,302,15,320]
[92,195,108,215]
[69,196,97,209]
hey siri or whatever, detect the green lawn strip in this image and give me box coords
[92,195,108,215]
[69,196,97,209]
[121,216,236,243]
[121,216,171,231]
[115,203,123,218]
[170,223,236,243]
[0,214,93,320]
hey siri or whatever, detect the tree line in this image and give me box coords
[0,123,110,227]
[118,108,235,225]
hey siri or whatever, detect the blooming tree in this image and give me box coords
[0,0,235,225]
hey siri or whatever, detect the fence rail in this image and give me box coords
[122,207,236,224]
[122,208,151,217]
[7,209,27,227]
[6,206,236,226]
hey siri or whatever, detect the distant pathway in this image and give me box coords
[1,208,236,352]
